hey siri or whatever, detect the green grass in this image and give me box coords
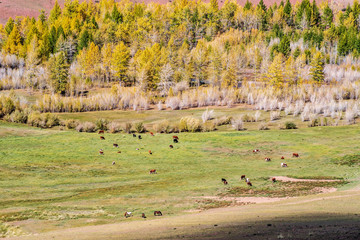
[0,120,360,234]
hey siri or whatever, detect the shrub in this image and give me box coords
[202,121,216,132]
[242,114,254,122]
[270,111,281,121]
[83,122,96,132]
[258,122,269,130]
[179,116,202,132]
[231,118,244,131]
[214,116,232,126]
[8,109,28,123]
[134,122,146,133]
[95,118,109,130]
[124,122,133,133]
[76,124,84,132]
[108,122,122,133]
[27,111,42,127]
[64,119,80,129]
[201,108,214,123]
[153,120,171,133]
[285,121,297,129]
[44,113,60,128]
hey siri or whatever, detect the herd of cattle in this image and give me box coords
[221,150,300,186]
[97,130,300,219]
[97,130,179,219]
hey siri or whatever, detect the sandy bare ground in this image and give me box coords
[5,186,360,240]
[199,196,289,204]
[272,176,342,182]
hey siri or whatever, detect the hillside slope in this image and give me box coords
[0,0,352,25]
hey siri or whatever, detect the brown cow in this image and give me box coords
[100,136,105,140]
[112,161,116,165]
[281,156,285,160]
[173,136,179,139]
[154,211,162,216]
[221,178,228,185]
[293,153,299,158]
[150,169,156,174]
[117,151,121,154]
[98,130,104,134]
[142,213,147,218]
[272,177,276,183]
[149,150,152,155]
[150,132,154,136]
[247,182,252,186]
[241,175,246,180]
[169,145,173,149]
[99,150,104,155]
[113,143,119,147]
[253,149,260,153]
[124,212,132,218]
[265,157,271,162]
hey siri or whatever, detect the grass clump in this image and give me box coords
[95,119,109,131]
[332,154,360,166]
[134,122,146,133]
[179,117,202,132]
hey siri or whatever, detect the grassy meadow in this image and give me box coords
[1,112,360,237]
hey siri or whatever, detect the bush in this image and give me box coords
[214,116,232,126]
[63,119,80,129]
[76,124,84,132]
[231,118,244,131]
[8,109,28,123]
[95,118,109,130]
[179,116,202,132]
[108,122,122,133]
[285,121,297,129]
[270,111,281,121]
[27,112,59,128]
[83,122,96,132]
[202,121,216,132]
[153,120,172,133]
[134,122,146,133]
[201,108,215,123]
[258,122,269,130]
[242,114,254,122]
[124,122,133,133]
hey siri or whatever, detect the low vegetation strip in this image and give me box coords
[332,154,360,166]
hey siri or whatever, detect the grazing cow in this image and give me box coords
[246,178,250,183]
[293,153,299,158]
[138,135,142,140]
[253,149,260,153]
[149,150,152,155]
[98,130,104,134]
[241,175,246,180]
[247,182,252,187]
[142,213,146,218]
[281,163,288,167]
[133,134,137,137]
[169,145,174,149]
[100,136,105,140]
[265,157,271,162]
[221,178,228,185]
[124,212,132,218]
[173,136,179,140]
[112,161,116,165]
[223,180,228,185]
[150,169,157,174]
[272,177,276,183]
[173,138,178,143]
[117,151,121,153]
[99,149,104,155]
[113,143,119,147]
[281,156,285,160]
[154,211,162,216]
[150,132,154,136]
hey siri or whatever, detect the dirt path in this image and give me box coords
[199,196,289,204]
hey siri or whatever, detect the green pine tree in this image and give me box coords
[48,51,69,94]
[310,52,324,84]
